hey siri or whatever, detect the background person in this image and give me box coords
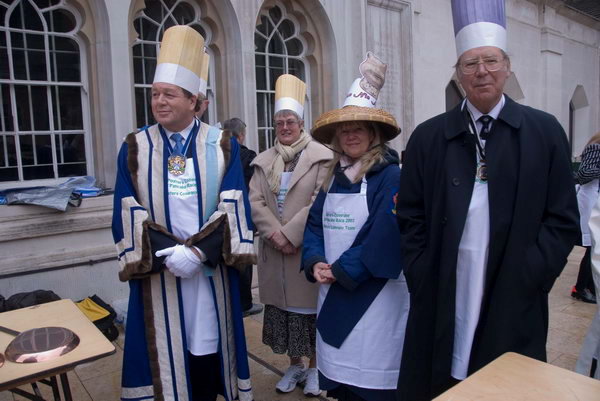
[249,74,332,396]
[302,55,409,401]
[576,187,600,379]
[395,1,579,399]
[223,117,263,316]
[572,133,600,304]
[195,49,210,121]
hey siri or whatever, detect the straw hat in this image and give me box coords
[311,105,400,144]
[312,52,400,144]
[274,74,306,117]
[153,26,205,94]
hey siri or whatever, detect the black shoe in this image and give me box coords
[243,303,264,317]
[571,286,597,304]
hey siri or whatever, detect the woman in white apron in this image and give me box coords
[572,134,600,304]
[302,93,409,400]
[576,183,600,379]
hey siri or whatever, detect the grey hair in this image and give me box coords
[194,92,208,113]
[274,109,304,123]
[222,117,246,138]
[454,49,511,69]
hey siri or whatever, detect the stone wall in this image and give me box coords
[1,0,598,307]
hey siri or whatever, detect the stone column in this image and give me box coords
[539,6,565,122]
[366,0,414,151]
[105,0,137,153]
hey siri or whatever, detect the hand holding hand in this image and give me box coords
[155,244,202,278]
[281,243,297,255]
[270,230,291,251]
[313,262,336,284]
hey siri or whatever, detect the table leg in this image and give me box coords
[9,387,45,400]
[49,376,61,401]
[31,382,43,398]
[60,372,73,401]
[59,373,72,401]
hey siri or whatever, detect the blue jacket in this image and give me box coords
[302,148,403,347]
[303,148,403,287]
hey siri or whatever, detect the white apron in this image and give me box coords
[317,179,410,389]
[577,179,600,247]
[452,174,490,379]
[167,125,218,356]
[576,193,600,379]
[277,171,292,216]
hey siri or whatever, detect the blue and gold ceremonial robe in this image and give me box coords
[112,121,256,401]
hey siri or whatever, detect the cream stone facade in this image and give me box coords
[0,0,598,306]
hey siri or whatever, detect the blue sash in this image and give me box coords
[318,279,387,348]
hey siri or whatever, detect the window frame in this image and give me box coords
[0,0,93,188]
[131,0,216,128]
[255,3,310,152]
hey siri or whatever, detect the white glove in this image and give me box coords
[155,244,203,278]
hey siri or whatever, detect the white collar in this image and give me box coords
[465,95,505,122]
[163,118,197,141]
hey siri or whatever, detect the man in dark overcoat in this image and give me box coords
[395,1,580,400]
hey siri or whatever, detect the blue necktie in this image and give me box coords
[170,133,184,155]
[478,115,493,140]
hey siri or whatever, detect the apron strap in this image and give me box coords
[359,177,367,195]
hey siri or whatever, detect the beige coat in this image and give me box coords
[250,141,333,309]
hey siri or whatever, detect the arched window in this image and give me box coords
[570,85,590,158]
[132,0,215,128]
[503,74,524,103]
[255,4,307,152]
[445,80,463,111]
[0,0,90,184]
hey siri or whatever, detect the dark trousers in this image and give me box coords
[188,352,222,401]
[239,264,253,311]
[576,247,596,294]
[327,386,368,401]
[321,371,397,401]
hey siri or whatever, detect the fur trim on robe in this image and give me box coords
[112,121,255,401]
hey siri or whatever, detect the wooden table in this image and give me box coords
[434,352,600,400]
[0,299,116,400]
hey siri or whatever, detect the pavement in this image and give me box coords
[1,246,597,400]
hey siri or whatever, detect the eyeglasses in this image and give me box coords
[459,56,506,75]
[274,119,299,128]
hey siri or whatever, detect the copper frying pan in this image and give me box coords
[0,325,80,364]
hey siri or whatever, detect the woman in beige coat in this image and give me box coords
[250,104,332,396]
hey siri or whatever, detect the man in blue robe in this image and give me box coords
[111,26,255,401]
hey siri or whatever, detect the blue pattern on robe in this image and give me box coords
[112,122,254,401]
